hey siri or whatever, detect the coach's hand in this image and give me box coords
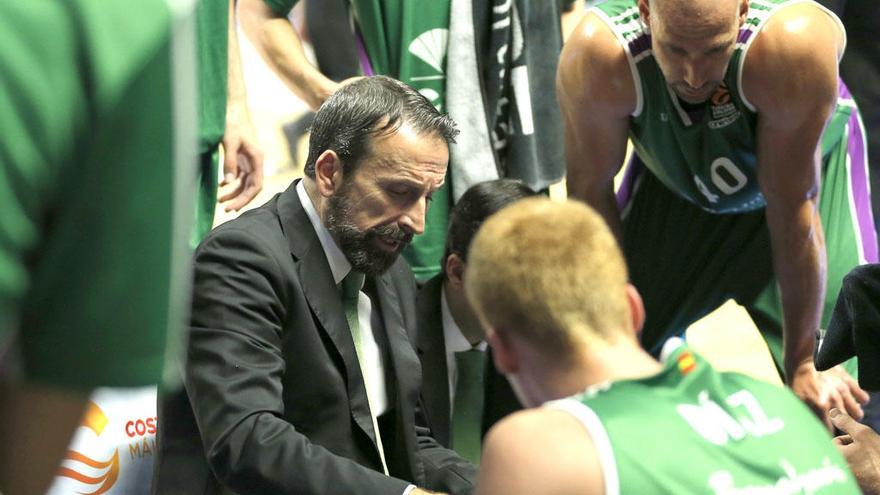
[790,361,869,429]
[831,408,880,494]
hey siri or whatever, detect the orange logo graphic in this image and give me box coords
[57,401,120,494]
[711,83,731,106]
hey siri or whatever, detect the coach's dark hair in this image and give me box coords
[442,179,536,276]
[304,76,458,178]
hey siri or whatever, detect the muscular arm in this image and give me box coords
[558,13,636,240]
[238,0,337,111]
[476,409,603,495]
[746,4,866,417]
[220,0,264,212]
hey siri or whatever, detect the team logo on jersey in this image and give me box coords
[709,83,741,129]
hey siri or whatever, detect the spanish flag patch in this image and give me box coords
[677,351,697,375]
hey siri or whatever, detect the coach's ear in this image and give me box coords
[487,328,518,376]
[314,149,344,198]
[626,284,646,337]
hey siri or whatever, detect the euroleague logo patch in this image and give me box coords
[709,83,741,129]
[57,401,120,495]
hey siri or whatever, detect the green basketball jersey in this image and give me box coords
[0,0,196,388]
[196,0,228,154]
[192,0,230,245]
[593,0,852,214]
[547,340,858,494]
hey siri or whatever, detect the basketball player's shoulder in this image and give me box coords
[750,2,843,65]
[743,3,841,115]
[558,11,636,116]
[479,408,604,495]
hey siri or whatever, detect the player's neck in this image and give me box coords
[591,342,665,384]
[529,340,663,404]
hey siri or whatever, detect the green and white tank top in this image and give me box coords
[546,339,859,494]
[592,0,853,213]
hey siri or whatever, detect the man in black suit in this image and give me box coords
[414,179,535,464]
[153,76,475,495]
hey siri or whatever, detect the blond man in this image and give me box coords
[466,198,858,494]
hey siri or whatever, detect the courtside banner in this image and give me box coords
[47,387,158,495]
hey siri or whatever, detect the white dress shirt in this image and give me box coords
[297,181,388,415]
[441,289,488,405]
[297,183,421,492]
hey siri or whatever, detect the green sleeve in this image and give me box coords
[0,2,86,366]
[0,1,195,390]
[263,0,300,16]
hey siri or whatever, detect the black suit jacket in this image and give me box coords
[413,276,522,448]
[153,181,475,495]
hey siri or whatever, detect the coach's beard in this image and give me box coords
[326,191,413,277]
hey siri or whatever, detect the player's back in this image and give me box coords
[546,340,858,494]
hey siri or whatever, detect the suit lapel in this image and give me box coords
[372,268,424,478]
[415,276,452,446]
[278,181,380,447]
[374,271,422,409]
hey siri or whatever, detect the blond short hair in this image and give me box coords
[465,198,630,359]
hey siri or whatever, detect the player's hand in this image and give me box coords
[219,103,264,212]
[790,360,869,429]
[831,408,880,494]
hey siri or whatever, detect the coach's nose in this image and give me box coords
[399,196,427,235]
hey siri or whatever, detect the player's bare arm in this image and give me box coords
[238,0,338,111]
[476,409,604,495]
[558,12,636,239]
[745,2,868,421]
[221,0,264,212]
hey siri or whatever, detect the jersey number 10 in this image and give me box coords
[694,157,749,203]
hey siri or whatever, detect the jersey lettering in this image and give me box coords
[726,390,785,437]
[677,390,785,445]
[710,158,748,195]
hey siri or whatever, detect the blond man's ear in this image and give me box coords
[626,284,646,337]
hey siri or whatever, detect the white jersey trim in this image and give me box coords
[737,0,847,113]
[589,7,644,118]
[665,84,694,127]
[544,398,621,495]
[659,336,687,363]
[845,116,869,264]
